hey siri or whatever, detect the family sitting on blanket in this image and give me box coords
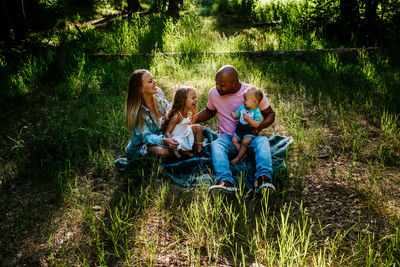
[124,65,276,193]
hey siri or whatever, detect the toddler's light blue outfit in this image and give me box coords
[233,105,262,141]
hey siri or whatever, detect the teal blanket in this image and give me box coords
[115,128,293,190]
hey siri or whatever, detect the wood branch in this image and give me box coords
[73,24,86,41]
[91,47,379,58]
[253,21,281,28]
[75,12,127,28]
[67,10,148,32]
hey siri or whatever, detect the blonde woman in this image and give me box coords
[125,69,178,158]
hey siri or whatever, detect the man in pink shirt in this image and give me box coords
[195,65,276,193]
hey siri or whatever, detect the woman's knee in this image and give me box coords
[149,146,170,157]
[158,149,171,157]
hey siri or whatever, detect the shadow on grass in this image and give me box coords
[0,134,71,265]
[303,179,400,254]
[0,51,154,265]
[208,14,261,37]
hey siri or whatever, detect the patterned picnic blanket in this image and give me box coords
[115,128,293,190]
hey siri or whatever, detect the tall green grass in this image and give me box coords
[1,3,399,265]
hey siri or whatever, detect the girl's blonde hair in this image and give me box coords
[162,86,197,131]
[125,69,159,132]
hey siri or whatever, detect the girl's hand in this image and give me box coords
[163,138,179,149]
[243,113,250,121]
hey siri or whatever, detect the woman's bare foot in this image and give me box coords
[179,150,194,158]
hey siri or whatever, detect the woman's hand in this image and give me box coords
[163,138,179,149]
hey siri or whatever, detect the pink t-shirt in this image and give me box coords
[207,83,270,135]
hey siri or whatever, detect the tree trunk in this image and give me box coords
[366,0,379,23]
[0,0,42,44]
[339,0,360,42]
[127,0,142,13]
[168,0,182,16]
[7,0,27,43]
[151,0,161,11]
[365,0,380,42]
[0,1,11,42]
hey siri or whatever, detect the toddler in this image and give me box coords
[230,86,263,164]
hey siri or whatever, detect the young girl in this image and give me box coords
[164,86,204,158]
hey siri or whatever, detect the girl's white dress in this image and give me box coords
[171,111,194,157]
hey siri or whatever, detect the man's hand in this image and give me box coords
[190,114,198,124]
[252,106,275,135]
[251,128,260,135]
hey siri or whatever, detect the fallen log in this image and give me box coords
[91,47,379,58]
[253,21,281,28]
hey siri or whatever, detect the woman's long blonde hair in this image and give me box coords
[125,69,159,132]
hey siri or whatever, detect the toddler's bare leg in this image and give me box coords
[191,124,203,152]
[230,137,253,164]
[231,136,241,151]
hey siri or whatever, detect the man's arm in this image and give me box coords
[194,107,217,123]
[252,106,275,134]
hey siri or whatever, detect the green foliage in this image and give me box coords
[1,2,400,266]
[300,0,400,45]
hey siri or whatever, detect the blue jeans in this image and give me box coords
[211,134,273,186]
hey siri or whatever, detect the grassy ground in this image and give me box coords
[1,1,400,266]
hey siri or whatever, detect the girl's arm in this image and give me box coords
[165,113,181,138]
